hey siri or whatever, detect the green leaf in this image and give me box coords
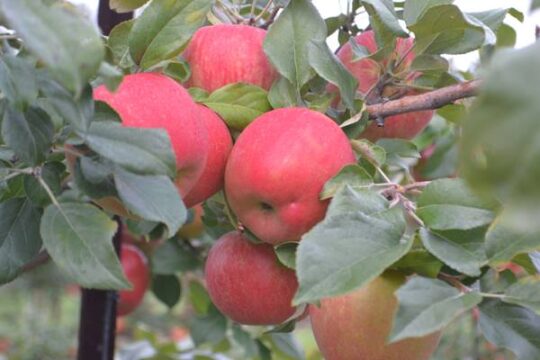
[129,0,212,70]
[410,54,449,72]
[84,122,176,177]
[410,5,492,55]
[0,198,42,284]
[532,0,540,11]
[163,59,191,83]
[190,305,227,346]
[361,0,408,47]
[0,55,38,109]
[377,139,419,167]
[496,23,517,48]
[0,0,104,95]
[265,333,305,360]
[40,202,129,289]
[469,8,508,32]
[351,139,387,167]
[202,83,271,130]
[391,248,443,278]
[263,0,326,95]
[417,179,496,231]
[479,300,540,360]
[73,156,117,199]
[294,187,413,304]
[325,14,348,36]
[403,0,453,26]
[460,42,540,211]
[390,277,482,342]
[109,0,150,13]
[307,41,358,110]
[152,274,182,309]
[232,325,259,358]
[113,168,186,235]
[267,77,297,109]
[24,162,62,207]
[108,20,135,69]
[189,280,211,315]
[275,242,298,270]
[152,237,200,275]
[2,106,54,165]
[320,164,373,200]
[419,228,487,277]
[503,276,540,314]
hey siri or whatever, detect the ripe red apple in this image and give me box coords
[336,30,433,141]
[94,72,208,198]
[225,108,356,245]
[183,105,233,208]
[310,272,441,360]
[183,24,278,92]
[205,231,298,325]
[118,243,150,316]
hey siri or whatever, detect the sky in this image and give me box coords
[73,0,539,70]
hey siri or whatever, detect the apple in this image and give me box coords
[183,24,278,92]
[310,271,441,360]
[178,204,205,239]
[336,30,433,141]
[224,108,356,245]
[118,243,150,316]
[412,143,436,181]
[183,105,233,208]
[93,72,208,198]
[205,231,298,325]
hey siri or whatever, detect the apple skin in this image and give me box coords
[204,231,298,325]
[183,105,233,208]
[183,24,278,92]
[118,243,150,317]
[310,271,441,360]
[224,108,356,245]
[336,30,433,141]
[94,72,208,198]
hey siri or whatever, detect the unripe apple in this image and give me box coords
[225,108,356,245]
[118,243,150,316]
[204,231,298,325]
[94,72,209,198]
[310,271,441,360]
[183,24,278,92]
[336,31,433,141]
[183,105,233,208]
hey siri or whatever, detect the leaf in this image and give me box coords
[496,23,517,48]
[479,300,540,360]
[267,77,297,109]
[460,42,540,211]
[275,242,298,270]
[417,179,496,231]
[190,305,227,346]
[532,0,540,11]
[189,280,211,315]
[265,333,305,360]
[113,168,186,235]
[391,248,443,278]
[503,276,540,314]
[129,0,212,70]
[403,0,453,26]
[0,55,38,109]
[202,84,271,130]
[163,59,191,83]
[320,164,373,200]
[307,41,358,110]
[469,8,508,32]
[410,54,449,72]
[151,274,181,309]
[152,237,200,275]
[0,198,42,284]
[377,139,419,167]
[108,20,135,69]
[24,162,63,207]
[84,122,176,177]
[109,0,150,13]
[390,277,482,342]
[2,106,54,165]
[0,0,104,95]
[232,325,259,358]
[294,187,413,304]
[419,228,487,277]
[263,0,326,95]
[73,156,117,199]
[410,5,491,55]
[350,139,387,167]
[40,202,129,289]
[361,0,408,47]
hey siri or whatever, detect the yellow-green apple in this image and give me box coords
[310,271,441,360]
[224,108,356,245]
[336,30,433,141]
[93,72,208,199]
[204,231,298,325]
[183,24,278,92]
[118,243,150,316]
[183,105,233,208]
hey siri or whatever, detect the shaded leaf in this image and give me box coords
[190,305,227,346]
[152,274,181,309]
[503,276,540,315]
[108,20,135,69]
[320,164,373,200]
[152,237,200,275]
[275,242,298,270]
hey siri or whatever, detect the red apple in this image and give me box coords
[310,272,441,360]
[336,30,433,141]
[183,105,233,208]
[118,243,150,316]
[94,72,208,198]
[225,108,356,245]
[204,231,298,325]
[183,24,278,92]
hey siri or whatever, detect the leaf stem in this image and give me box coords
[479,292,505,299]
[37,174,61,208]
[251,0,273,24]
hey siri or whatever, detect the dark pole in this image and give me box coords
[77,3,133,359]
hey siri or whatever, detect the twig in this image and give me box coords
[251,0,273,24]
[21,251,51,273]
[260,5,281,29]
[38,174,61,208]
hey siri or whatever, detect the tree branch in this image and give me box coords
[365,80,481,119]
[21,250,50,273]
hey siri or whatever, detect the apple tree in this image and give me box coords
[0,0,540,359]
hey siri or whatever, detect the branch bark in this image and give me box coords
[365,80,481,119]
